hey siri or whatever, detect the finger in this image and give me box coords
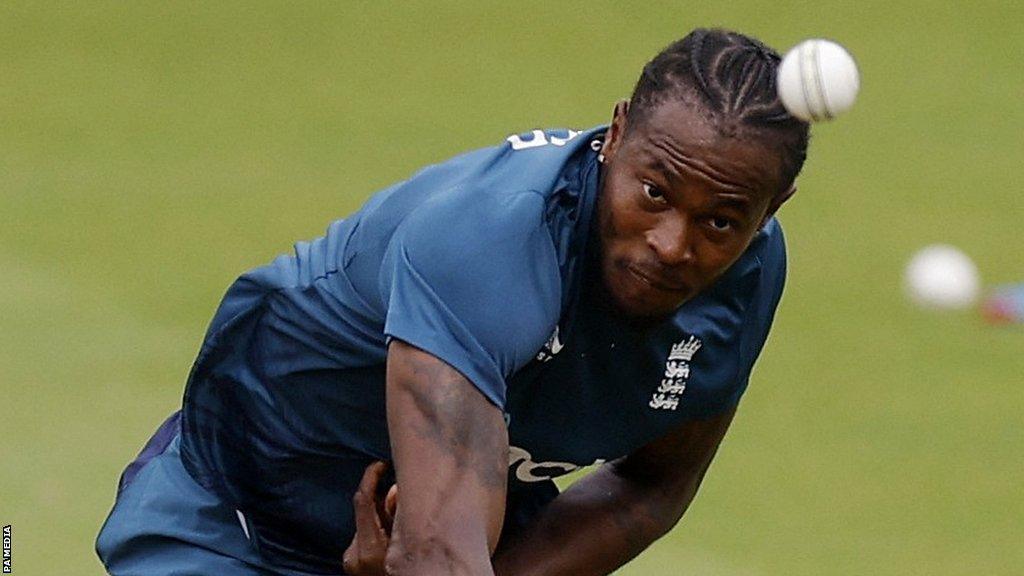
[379,484,398,536]
[342,540,359,574]
[384,484,398,528]
[352,461,388,539]
[360,460,389,494]
[364,461,394,535]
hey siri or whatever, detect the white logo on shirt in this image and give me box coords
[535,326,564,363]
[508,445,604,482]
[649,335,702,411]
[507,129,581,151]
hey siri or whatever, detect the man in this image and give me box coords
[97,28,809,575]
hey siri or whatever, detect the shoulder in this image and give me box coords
[385,125,608,293]
[386,189,557,305]
[388,126,605,245]
[395,187,549,250]
[380,189,563,391]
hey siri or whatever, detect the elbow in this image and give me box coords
[606,491,684,556]
[648,478,702,538]
[636,496,686,542]
[611,469,699,542]
[612,455,714,535]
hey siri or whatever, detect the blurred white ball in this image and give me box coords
[904,245,980,309]
[777,39,860,122]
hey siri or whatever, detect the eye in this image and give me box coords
[642,182,667,204]
[708,217,733,232]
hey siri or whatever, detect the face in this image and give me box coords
[596,98,794,318]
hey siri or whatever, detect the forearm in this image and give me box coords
[384,341,507,576]
[492,461,701,576]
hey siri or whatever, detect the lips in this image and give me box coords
[626,264,690,295]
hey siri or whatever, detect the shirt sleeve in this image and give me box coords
[379,190,562,409]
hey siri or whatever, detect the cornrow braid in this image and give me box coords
[628,28,810,190]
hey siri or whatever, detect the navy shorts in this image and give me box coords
[95,412,319,576]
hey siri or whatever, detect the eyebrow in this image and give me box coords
[650,159,682,185]
[647,156,757,210]
[647,145,755,195]
[711,194,754,213]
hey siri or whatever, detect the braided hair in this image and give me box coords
[628,29,810,190]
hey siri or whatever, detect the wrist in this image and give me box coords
[385,530,495,576]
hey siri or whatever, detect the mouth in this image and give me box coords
[626,264,690,295]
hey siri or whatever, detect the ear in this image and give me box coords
[601,99,630,162]
[760,184,797,228]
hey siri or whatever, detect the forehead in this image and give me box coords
[625,100,786,197]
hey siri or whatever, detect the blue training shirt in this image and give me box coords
[179,126,786,572]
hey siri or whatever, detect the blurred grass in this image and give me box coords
[1,1,1022,574]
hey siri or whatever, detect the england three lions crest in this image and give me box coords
[649,335,702,411]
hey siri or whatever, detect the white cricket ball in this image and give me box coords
[777,39,860,122]
[904,245,981,310]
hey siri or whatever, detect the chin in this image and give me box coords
[624,300,684,320]
[599,264,686,319]
[606,282,686,320]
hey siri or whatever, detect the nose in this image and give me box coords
[646,215,693,266]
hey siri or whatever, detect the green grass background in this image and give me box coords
[2,2,1022,574]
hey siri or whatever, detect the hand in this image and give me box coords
[342,461,398,575]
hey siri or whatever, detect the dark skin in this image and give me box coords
[371,340,508,576]
[345,97,797,575]
[598,98,794,318]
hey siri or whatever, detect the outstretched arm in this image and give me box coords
[383,340,509,576]
[344,401,736,575]
[491,408,736,576]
